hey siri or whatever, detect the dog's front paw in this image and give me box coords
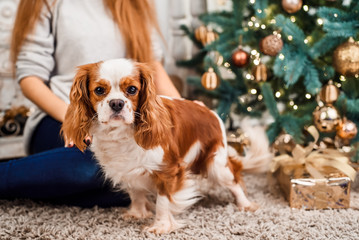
[144,221,179,234]
[238,202,259,212]
[122,208,153,219]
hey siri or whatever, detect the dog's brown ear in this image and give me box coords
[134,62,172,149]
[61,63,96,151]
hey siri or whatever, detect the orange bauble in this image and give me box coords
[231,49,250,67]
[337,118,358,140]
[201,68,220,90]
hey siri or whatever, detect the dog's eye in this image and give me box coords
[126,86,138,95]
[94,87,105,96]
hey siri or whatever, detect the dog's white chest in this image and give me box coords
[90,128,164,191]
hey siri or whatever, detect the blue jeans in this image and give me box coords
[0,116,130,208]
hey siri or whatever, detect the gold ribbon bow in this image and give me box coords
[271,126,357,181]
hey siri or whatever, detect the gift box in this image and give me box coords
[351,163,359,190]
[274,164,351,209]
[271,126,356,209]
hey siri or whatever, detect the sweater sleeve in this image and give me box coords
[16,4,55,84]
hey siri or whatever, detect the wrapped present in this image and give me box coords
[351,163,359,190]
[271,126,357,210]
[275,164,351,209]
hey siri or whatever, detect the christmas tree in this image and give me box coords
[178,0,359,162]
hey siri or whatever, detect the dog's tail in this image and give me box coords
[227,119,273,173]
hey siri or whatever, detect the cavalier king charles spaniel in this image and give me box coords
[62,59,269,234]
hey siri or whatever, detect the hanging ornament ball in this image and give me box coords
[204,30,219,45]
[333,37,359,76]
[231,49,250,67]
[334,135,354,154]
[259,34,283,56]
[282,0,303,14]
[208,51,224,66]
[337,118,358,140]
[319,81,340,104]
[201,67,219,90]
[272,133,296,154]
[313,105,341,133]
[195,25,208,45]
[252,63,268,82]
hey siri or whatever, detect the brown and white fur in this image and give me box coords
[62,59,266,234]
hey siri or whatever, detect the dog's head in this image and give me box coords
[61,59,171,151]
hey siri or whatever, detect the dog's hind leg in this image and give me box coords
[207,147,258,211]
[226,182,259,211]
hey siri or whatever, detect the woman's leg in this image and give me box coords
[0,116,130,208]
[29,115,65,154]
[0,147,130,207]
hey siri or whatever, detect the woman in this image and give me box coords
[0,0,180,207]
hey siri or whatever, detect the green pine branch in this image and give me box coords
[275,14,307,50]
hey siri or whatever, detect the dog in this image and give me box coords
[61,58,269,233]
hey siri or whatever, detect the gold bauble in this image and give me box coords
[337,118,358,140]
[201,68,219,90]
[227,129,251,155]
[205,30,219,45]
[208,51,224,66]
[194,26,218,46]
[195,26,208,45]
[259,34,283,56]
[319,81,340,104]
[272,133,296,154]
[313,105,341,133]
[334,135,354,154]
[252,63,268,82]
[333,37,359,76]
[282,0,303,14]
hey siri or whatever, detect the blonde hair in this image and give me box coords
[10,0,161,70]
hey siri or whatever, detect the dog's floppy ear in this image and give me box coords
[61,63,97,152]
[134,62,172,149]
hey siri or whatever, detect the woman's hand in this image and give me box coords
[66,136,92,148]
[193,100,206,107]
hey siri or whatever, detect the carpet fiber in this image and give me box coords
[1,173,358,240]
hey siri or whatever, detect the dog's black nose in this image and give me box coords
[109,99,125,112]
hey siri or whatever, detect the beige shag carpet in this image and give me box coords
[1,173,358,240]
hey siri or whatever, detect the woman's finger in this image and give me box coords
[83,136,92,146]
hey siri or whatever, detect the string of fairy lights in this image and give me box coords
[193,0,359,145]
[245,2,315,112]
[235,1,352,113]
[197,0,358,115]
